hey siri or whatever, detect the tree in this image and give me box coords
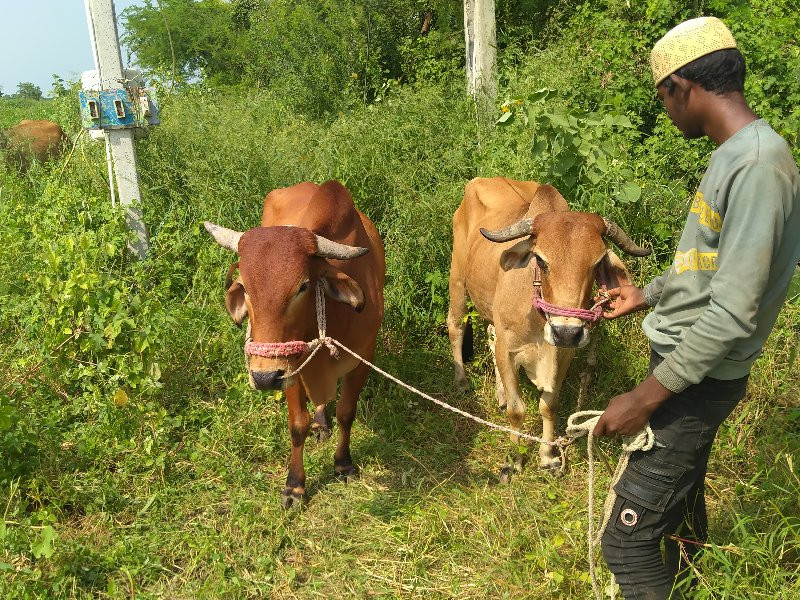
[15,82,43,100]
[50,75,70,99]
[121,0,248,84]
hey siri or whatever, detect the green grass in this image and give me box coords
[1,75,798,599]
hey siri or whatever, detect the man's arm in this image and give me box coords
[643,267,670,307]
[601,267,670,319]
[653,162,789,392]
[595,162,790,437]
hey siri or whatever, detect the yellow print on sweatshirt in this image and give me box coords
[674,248,719,274]
[690,191,722,232]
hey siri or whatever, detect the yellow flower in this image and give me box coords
[113,388,129,407]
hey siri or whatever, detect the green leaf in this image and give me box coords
[496,111,514,126]
[617,181,642,203]
[614,114,633,128]
[31,525,57,559]
[528,88,556,103]
[531,138,548,155]
[546,111,570,128]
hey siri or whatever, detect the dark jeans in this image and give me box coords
[600,351,748,600]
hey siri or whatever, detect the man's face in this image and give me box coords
[657,78,704,139]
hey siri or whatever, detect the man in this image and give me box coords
[592,16,800,599]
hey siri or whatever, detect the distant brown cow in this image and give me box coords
[448,177,649,477]
[0,119,67,171]
[205,181,385,508]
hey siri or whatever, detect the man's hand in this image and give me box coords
[598,285,649,319]
[593,376,673,437]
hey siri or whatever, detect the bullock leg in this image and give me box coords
[487,324,506,409]
[447,261,470,391]
[494,338,526,484]
[531,347,575,471]
[334,362,369,482]
[311,404,333,442]
[282,383,311,509]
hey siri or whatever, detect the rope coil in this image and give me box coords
[565,411,655,600]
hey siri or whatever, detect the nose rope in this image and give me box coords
[243,282,338,376]
[531,261,610,323]
[533,296,606,322]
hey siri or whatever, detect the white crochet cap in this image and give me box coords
[650,17,737,86]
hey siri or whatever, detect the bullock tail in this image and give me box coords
[462,317,474,363]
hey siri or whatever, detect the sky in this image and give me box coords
[0,0,142,97]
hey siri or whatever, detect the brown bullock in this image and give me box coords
[1,120,67,171]
[205,181,385,508]
[448,177,649,477]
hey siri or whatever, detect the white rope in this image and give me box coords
[275,284,563,443]
[104,131,117,208]
[249,281,656,598]
[565,411,654,600]
[329,336,570,446]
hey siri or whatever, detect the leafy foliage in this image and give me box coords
[1,0,799,596]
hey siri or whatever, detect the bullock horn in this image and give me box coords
[602,217,651,257]
[204,221,243,253]
[314,235,369,260]
[480,218,534,243]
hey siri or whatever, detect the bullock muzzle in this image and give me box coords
[548,324,587,348]
[543,318,591,349]
[251,369,286,390]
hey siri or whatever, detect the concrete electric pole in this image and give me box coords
[464,0,497,108]
[83,0,149,259]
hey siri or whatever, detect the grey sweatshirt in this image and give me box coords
[642,119,800,392]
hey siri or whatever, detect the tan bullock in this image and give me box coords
[1,120,67,171]
[205,181,385,508]
[448,177,649,477]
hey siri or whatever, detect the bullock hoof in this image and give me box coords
[334,465,359,483]
[280,489,305,510]
[312,426,332,443]
[496,387,506,410]
[539,456,563,472]
[454,377,470,392]
[499,464,514,485]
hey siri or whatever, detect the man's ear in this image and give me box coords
[598,249,633,289]
[320,265,365,312]
[225,278,248,326]
[668,73,693,102]
[499,238,533,271]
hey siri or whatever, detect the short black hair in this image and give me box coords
[661,48,746,95]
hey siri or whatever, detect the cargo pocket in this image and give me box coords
[611,459,686,540]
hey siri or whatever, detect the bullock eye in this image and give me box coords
[297,281,309,295]
[535,255,549,273]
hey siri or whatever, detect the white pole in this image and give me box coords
[84,0,149,259]
[464,0,497,105]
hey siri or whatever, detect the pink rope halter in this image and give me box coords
[245,339,309,357]
[531,262,608,324]
[243,282,337,375]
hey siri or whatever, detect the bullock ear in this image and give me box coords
[499,238,533,271]
[321,266,365,312]
[225,278,248,326]
[598,249,633,289]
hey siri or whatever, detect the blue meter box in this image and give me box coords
[79,87,160,131]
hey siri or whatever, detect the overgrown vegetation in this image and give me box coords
[1,0,798,597]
